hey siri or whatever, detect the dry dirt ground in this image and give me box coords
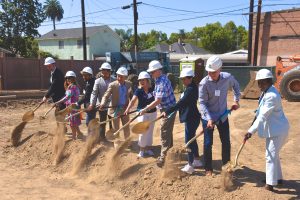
[0,95,299,200]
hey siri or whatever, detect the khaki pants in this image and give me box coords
[160,110,176,158]
[110,113,130,139]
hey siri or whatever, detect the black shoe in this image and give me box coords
[262,179,283,186]
[265,184,274,192]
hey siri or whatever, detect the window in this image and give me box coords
[77,40,82,48]
[58,40,64,49]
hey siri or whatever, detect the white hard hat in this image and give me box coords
[80,66,93,75]
[180,68,195,78]
[116,67,128,76]
[138,71,151,80]
[100,62,112,70]
[147,60,163,73]
[205,56,222,72]
[44,57,55,65]
[65,71,76,78]
[256,69,273,80]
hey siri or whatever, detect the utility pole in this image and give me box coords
[133,0,138,52]
[81,0,87,60]
[253,0,262,66]
[247,0,254,65]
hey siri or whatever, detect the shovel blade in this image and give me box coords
[131,121,150,134]
[22,111,34,122]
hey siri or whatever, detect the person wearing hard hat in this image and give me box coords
[199,55,240,176]
[76,66,95,126]
[163,68,202,174]
[244,69,289,192]
[55,71,83,140]
[99,66,133,139]
[140,60,176,167]
[124,71,157,158]
[42,57,65,110]
[89,62,115,142]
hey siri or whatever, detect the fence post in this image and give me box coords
[39,57,43,89]
[1,52,7,90]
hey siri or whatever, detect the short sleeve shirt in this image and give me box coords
[134,88,156,113]
[154,74,176,109]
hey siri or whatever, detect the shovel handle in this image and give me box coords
[113,114,140,137]
[33,101,44,112]
[184,108,234,151]
[42,105,55,118]
[233,140,246,168]
[98,109,138,125]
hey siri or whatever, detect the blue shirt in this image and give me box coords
[154,74,176,109]
[199,72,240,121]
[118,83,127,106]
[134,88,156,113]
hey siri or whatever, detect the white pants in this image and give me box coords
[265,133,288,185]
[137,111,157,148]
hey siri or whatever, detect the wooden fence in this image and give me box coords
[0,57,103,90]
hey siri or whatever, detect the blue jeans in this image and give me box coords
[185,118,200,165]
[86,109,96,126]
[202,118,231,171]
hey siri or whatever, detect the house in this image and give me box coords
[37,25,121,60]
[145,40,210,55]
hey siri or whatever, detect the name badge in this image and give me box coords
[147,93,152,99]
[215,90,220,96]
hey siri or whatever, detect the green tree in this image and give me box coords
[115,28,133,51]
[44,0,64,30]
[139,29,168,50]
[168,33,180,44]
[0,0,45,57]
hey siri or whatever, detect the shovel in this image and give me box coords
[65,105,118,120]
[97,109,138,126]
[39,104,56,120]
[55,104,77,116]
[131,114,164,134]
[184,108,234,152]
[111,114,140,138]
[22,101,44,122]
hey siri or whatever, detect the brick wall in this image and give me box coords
[253,8,300,66]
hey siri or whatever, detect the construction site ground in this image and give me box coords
[0,93,299,200]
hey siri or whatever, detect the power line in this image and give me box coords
[40,3,300,27]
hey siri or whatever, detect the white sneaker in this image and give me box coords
[181,164,194,174]
[146,150,154,156]
[137,151,145,158]
[192,159,203,168]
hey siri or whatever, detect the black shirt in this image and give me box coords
[78,77,95,108]
[134,88,156,113]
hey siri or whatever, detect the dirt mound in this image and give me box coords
[1,97,299,199]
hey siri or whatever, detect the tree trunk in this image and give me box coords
[53,19,56,30]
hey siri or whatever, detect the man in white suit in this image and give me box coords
[245,69,289,192]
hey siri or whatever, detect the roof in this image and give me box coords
[145,42,210,54]
[0,47,12,54]
[37,25,120,40]
[223,49,248,55]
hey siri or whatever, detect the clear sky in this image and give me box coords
[38,0,300,36]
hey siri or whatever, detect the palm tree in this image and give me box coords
[44,0,64,30]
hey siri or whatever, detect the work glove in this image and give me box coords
[244,132,252,141]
